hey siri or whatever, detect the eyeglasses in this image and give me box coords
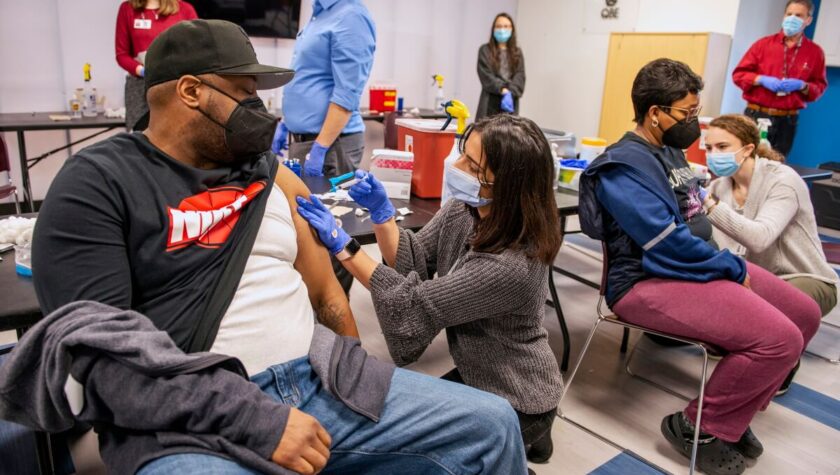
[657,105,703,119]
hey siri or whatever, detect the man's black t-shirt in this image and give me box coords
[32,133,275,350]
[619,132,713,243]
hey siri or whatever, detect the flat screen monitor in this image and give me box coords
[191,0,301,39]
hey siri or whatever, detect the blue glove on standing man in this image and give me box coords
[779,78,806,93]
[295,195,351,255]
[500,90,514,113]
[756,75,783,93]
[304,142,330,177]
[348,170,395,224]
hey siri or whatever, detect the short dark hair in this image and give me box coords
[785,0,814,15]
[631,58,704,124]
[459,114,561,264]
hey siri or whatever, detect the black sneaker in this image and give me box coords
[775,359,800,396]
[733,426,763,459]
[661,412,746,475]
[526,431,553,464]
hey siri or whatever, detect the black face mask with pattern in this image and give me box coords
[660,111,701,149]
[198,81,277,159]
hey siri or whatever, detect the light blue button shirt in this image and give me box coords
[282,0,376,135]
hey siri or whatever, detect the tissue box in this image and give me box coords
[370,149,414,199]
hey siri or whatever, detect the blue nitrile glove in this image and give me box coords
[348,170,396,224]
[271,121,288,157]
[699,187,709,202]
[501,91,514,113]
[757,76,783,93]
[304,142,329,177]
[779,78,806,93]
[295,195,350,255]
[138,66,145,78]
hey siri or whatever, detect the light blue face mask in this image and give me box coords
[445,165,492,208]
[706,146,747,177]
[493,28,512,43]
[782,15,805,37]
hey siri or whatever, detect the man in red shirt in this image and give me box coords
[732,0,827,157]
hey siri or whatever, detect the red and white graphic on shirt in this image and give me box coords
[167,181,267,251]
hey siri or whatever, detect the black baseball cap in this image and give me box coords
[144,19,294,90]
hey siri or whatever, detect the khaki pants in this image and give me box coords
[785,276,838,317]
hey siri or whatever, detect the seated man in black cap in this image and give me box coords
[31,19,527,475]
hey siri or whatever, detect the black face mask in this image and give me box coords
[660,111,701,150]
[198,81,277,159]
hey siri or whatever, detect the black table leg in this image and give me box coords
[34,432,54,475]
[16,327,55,474]
[548,270,571,372]
[15,130,33,212]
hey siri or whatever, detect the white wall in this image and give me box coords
[0,0,515,203]
[517,0,744,139]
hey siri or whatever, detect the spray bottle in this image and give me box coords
[439,99,471,204]
[82,63,98,117]
[757,118,772,148]
[431,74,445,112]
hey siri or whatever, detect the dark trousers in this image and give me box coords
[744,108,799,158]
[441,368,556,447]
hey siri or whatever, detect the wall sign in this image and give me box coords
[602,0,619,19]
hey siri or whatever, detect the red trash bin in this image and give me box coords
[396,119,456,198]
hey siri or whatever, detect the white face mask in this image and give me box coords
[444,165,493,208]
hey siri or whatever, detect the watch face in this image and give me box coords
[346,238,361,255]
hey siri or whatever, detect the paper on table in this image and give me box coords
[330,206,354,217]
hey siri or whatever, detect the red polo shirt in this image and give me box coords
[115,1,198,76]
[732,31,827,111]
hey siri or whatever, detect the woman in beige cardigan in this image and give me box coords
[703,114,838,317]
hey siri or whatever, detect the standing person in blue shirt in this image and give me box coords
[281,0,376,178]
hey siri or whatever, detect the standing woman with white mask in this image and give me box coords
[295,114,563,465]
[476,13,525,118]
[704,114,838,319]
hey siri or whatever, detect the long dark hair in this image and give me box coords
[488,13,521,73]
[460,115,561,264]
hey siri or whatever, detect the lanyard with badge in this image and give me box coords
[778,36,802,97]
[133,10,158,30]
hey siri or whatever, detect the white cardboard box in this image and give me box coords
[369,149,414,200]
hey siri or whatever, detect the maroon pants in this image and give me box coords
[613,262,821,441]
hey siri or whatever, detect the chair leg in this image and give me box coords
[548,270,571,372]
[560,316,603,403]
[624,333,694,401]
[689,347,710,475]
[620,328,630,353]
[13,190,21,215]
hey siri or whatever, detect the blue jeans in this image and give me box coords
[139,356,527,474]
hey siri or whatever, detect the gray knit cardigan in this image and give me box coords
[369,200,563,414]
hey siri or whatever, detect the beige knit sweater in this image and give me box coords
[708,157,838,287]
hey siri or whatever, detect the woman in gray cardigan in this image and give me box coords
[703,114,838,317]
[476,13,526,119]
[296,115,563,465]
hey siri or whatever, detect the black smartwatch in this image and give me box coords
[335,238,361,261]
